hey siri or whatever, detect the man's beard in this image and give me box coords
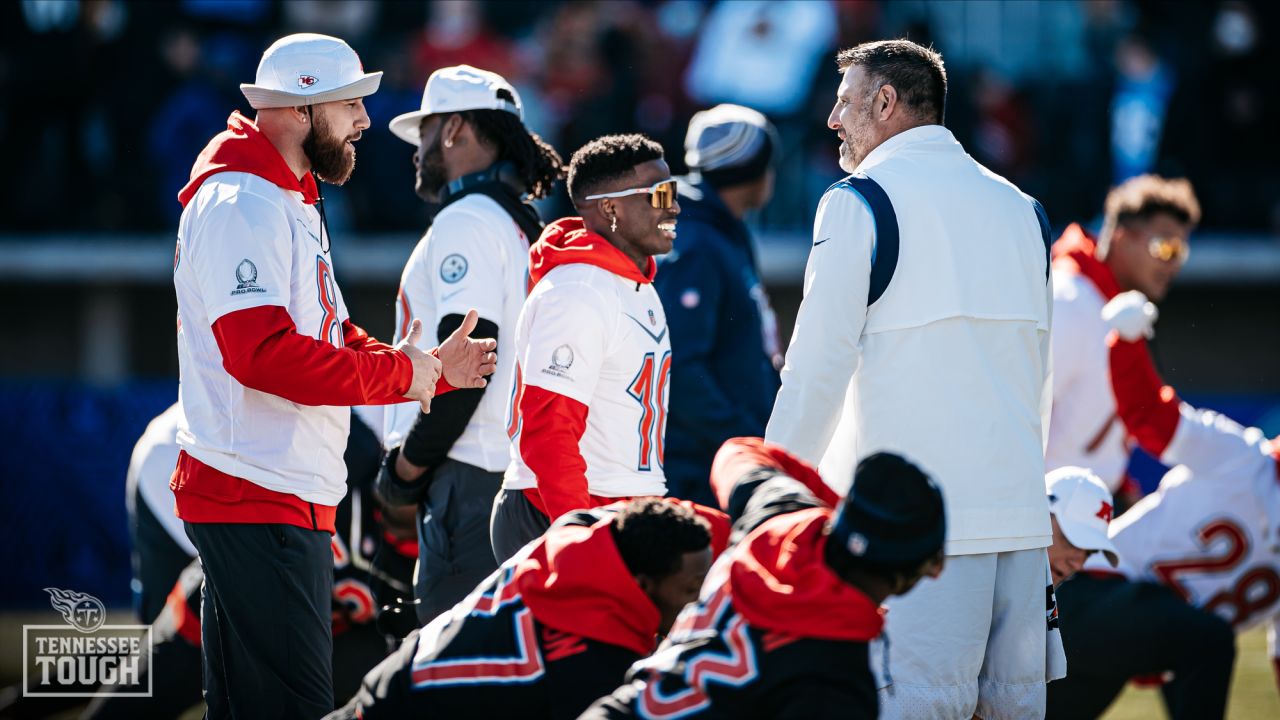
[303,114,356,185]
[414,133,448,202]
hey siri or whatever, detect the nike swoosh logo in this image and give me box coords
[813,237,830,246]
[625,314,667,344]
[441,288,466,302]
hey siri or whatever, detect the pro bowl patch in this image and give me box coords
[440,254,468,284]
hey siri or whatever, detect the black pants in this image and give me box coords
[1048,573,1235,720]
[413,459,502,624]
[186,522,334,720]
[489,487,551,565]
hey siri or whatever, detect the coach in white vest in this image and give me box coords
[764,40,1061,719]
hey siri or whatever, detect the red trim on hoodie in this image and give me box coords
[212,306,414,407]
[165,579,202,648]
[528,216,656,287]
[178,112,318,208]
[710,437,841,511]
[1106,332,1181,458]
[1052,223,1122,300]
[171,450,338,533]
[515,516,661,656]
[729,508,884,641]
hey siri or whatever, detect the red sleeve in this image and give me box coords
[341,319,395,353]
[518,385,590,520]
[1107,332,1181,458]
[710,437,841,512]
[212,305,412,406]
[342,320,456,396]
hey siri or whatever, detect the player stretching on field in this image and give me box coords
[1047,293,1280,718]
[490,134,681,562]
[583,437,945,719]
[329,499,714,720]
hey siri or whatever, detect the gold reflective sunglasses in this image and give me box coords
[1148,236,1190,264]
[584,179,677,209]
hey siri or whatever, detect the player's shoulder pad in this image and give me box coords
[823,173,899,306]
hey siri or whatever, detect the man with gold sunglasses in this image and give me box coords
[490,133,683,562]
[1046,174,1200,503]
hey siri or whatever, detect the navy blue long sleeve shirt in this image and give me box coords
[654,179,781,505]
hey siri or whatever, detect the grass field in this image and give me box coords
[1,611,1274,718]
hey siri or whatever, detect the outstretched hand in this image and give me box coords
[438,309,498,389]
[397,319,442,413]
[1101,290,1158,342]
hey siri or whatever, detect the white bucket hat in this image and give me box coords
[389,65,523,146]
[240,33,382,109]
[1046,466,1120,566]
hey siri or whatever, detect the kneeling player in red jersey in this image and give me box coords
[581,437,946,719]
[328,499,715,720]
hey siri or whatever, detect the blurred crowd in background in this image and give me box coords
[3,0,1278,239]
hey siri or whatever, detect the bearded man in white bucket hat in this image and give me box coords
[171,34,497,718]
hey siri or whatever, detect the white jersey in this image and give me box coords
[125,402,196,557]
[503,262,670,497]
[1089,403,1280,634]
[175,171,352,506]
[1045,261,1129,490]
[383,194,529,472]
[766,125,1054,555]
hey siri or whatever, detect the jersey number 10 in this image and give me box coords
[628,351,671,472]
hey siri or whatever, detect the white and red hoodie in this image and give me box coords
[171,111,453,533]
[1046,224,1132,491]
[502,217,671,520]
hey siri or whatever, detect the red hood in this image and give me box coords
[528,217,656,288]
[178,111,318,209]
[1051,223,1121,300]
[729,508,884,642]
[514,515,660,656]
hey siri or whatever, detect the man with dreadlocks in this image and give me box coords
[380,65,566,623]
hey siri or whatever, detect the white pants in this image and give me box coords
[871,548,1066,720]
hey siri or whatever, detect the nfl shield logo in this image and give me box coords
[648,309,656,326]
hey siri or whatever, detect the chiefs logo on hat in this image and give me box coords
[297,74,318,88]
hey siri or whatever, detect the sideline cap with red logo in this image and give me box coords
[389,65,524,146]
[1046,466,1120,566]
[240,33,382,110]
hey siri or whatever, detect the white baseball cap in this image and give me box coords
[1046,466,1120,567]
[389,65,524,146]
[240,33,382,110]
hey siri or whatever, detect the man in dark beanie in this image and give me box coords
[582,437,946,719]
[656,105,783,507]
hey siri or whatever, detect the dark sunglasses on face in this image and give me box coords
[584,179,677,209]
